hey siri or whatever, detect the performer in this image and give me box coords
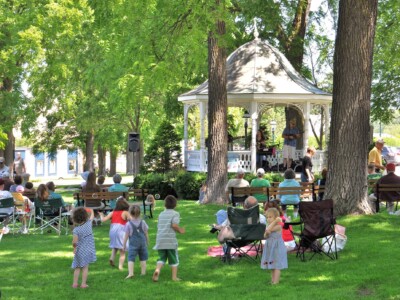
[282,120,300,170]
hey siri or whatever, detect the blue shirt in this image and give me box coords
[108,183,129,209]
[278,179,301,205]
[283,127,300,147]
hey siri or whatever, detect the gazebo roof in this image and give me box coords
[178,38,331,104]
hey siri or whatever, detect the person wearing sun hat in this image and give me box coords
[368,139,386,173]
[369,163,400,214]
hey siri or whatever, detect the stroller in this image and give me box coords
[218,205,266,263]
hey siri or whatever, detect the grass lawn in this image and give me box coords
[1,196,400,300]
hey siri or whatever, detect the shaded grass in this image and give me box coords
[2,201,400,299]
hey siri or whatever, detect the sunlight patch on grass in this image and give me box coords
[307,275,332,282]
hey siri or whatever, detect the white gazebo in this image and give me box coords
[178,33,332,174]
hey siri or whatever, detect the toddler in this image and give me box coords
[123,205,149,279]
[261,207,288,284]
[152,195,185,282]
[71,207,96,288]
[145,194,156,215]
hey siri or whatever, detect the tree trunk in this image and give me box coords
[205,5,228,204]
[84,129,95,172]
[325,0,378,216]
[284,0,311,72]
[3,129,15,171]
[97,144,106,175]
[110,148,117,176]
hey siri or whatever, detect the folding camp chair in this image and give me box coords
[34,198,68,236]
[0,197,15,238]
[12,193,33,233]
[289,199,337,261]
[222,205,266,263]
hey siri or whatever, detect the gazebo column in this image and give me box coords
[183,104,190,167]
[199,102,206,172]
[303,101,311,153]
[250,102,258,173]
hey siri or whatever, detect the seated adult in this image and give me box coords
[368,163,400,214]
[0,157,9,177]
[46,181,70,210]
[108,174,129,209]
[250,168,271,202]
[81,171,101,193]
[9,175,23,192]
[317,168,328,201]
[278,168,301,219]
[2,172,14,191]
[97,175,106,191]
[225,168,249,204]
[0,178,13,234]
[214,196,266,228]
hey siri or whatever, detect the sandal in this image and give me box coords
[80,284,89,289]
[125,275,134,279]
[152,270,160,282]
[72,284,79,289]
[109,259,115,267]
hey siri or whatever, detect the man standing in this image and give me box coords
[13,152,26,176]
[368,139,385,173]
[282,120,300,170]
[225,168,249,204]
[369,163,400,214]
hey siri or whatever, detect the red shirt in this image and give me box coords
[111,210,127,225]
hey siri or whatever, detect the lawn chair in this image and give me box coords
[290,199,337,261]
[0,197,15,238]
[34,198,69,236]
[221,205,266,263]
[12,192,33,233]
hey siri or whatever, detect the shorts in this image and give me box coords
[157,249,179,266]
[128,245,148,262]
[283,145,296,160]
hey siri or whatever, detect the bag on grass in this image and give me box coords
[322,224,347,253]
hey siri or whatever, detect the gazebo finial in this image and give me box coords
[253,18,259,40]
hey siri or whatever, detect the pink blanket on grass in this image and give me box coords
[207,245,259,257]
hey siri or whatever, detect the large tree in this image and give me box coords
[205,1,228,204]
[325,0,378,215]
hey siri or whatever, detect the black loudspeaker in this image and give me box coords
[128,132,140,152]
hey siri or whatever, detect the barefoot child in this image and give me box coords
[71,207,96,288]
[123,205,149,279]
[261,207,288,284]
[100,197,131,270]
[152,195,185,282]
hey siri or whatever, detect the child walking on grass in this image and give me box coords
[123,205,149,279]
[152,195,185,282]
[261,207,288,284]
[71,207,96,289]
[100,197,131,270]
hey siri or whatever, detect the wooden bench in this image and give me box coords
[375,183,400,213]
[128,189,152,218]
[230,187,268,207]
[75,191,128,211]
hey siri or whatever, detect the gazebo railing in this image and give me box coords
[185,150,327,173]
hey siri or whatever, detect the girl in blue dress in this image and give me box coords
[261,207,288,284]
[71,208,96,288]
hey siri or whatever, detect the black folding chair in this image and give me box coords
[34,198,69,236]
[287,199,337,261]
[222,205,266,263]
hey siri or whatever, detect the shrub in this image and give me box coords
[174,171,206,200]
